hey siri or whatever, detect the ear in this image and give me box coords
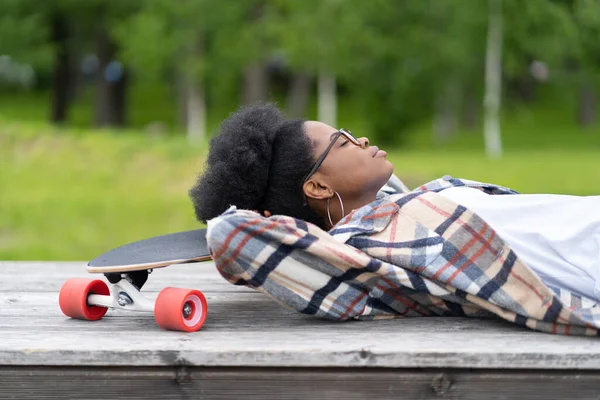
[303,178,334,201]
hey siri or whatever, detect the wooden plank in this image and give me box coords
[0,261,251,293]
[1,290,600,369]
[2,262,600,370]
[3,328,599,369]
[2,366,600,400]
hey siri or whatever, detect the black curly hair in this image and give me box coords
[189,103,325,228]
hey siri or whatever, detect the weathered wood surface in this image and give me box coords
[2,261,600,370]
[4,367,600,400]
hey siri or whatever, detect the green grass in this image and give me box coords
[404,105,600,151]
[388,150,600,196]
[2,117,599,261]
[1,119,207,260]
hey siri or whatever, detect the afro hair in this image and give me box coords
[189,103,325,228]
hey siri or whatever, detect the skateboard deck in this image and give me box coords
[87,228,211,273]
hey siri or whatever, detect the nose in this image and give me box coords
[359,137,369,148]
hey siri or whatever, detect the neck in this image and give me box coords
[322,191,378,228]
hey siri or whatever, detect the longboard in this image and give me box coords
[59,228,212,332]
[87,228,211,273]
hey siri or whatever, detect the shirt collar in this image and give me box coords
[329,196,399,243]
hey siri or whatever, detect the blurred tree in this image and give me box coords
[2,0,599,144]
[285,71,310,118]
[502,0,576,100]
[502,0,600,128]
[48,4,72,123]
[0,0,141,126]
[570,0,600,127]
[0,0,58,119]
[273,0,372,126]
[484,0,504,159]
[115,0,272,141]
[64,0,142,128]
[0,0,53,69]
[116,0,209,141]
[241,1,270,105]
[340,0,488,144]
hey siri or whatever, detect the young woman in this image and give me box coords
[189,103,600,335]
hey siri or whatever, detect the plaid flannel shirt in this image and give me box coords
[206,175,600,336]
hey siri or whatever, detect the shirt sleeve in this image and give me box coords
[205,206,380,320]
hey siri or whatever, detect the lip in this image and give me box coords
[371,146,387,158]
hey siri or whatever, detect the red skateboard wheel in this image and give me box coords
[59,278,110,321]
[154,288,207,332]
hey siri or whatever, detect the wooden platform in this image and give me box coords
[2,261,600,399]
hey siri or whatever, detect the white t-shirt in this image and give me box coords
[438,187,600,302]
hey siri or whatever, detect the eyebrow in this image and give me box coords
[329,131,340,140]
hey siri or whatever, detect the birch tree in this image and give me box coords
[182,33,207,144]
[317,71,337,127]
[483,0,504,158]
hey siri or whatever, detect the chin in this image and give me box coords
[371,162,394,192]
[384,160,394,178]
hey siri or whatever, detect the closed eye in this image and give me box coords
[340,140,349,147]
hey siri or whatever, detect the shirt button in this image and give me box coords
[443,175,453,181]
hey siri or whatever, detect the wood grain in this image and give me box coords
[2,367,600,400]
[2,261,600,371]
[0,261,251,293]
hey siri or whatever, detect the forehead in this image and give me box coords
[304,121,338,152]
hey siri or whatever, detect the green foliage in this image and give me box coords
[503,0,578,76]
[2,0,600,138]
[0,0,53,69]
[572,0,600,80]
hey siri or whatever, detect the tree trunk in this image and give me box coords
[513,75,536,102]
[50,11,71,124]
[113,69,128,126]
[94,27,127,127]
[243,62,268,105]
[94,27,114,127]
[186,81,206,143]
[433,79,460,144]
[181,34,206,143]
[286,72,310,118]
[577,83,596,127]
[462,84,479,131]
[317,71,337,127]
[483,0,503,159]
[176,72,188,128]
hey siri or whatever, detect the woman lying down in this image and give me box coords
[189,103,600,336]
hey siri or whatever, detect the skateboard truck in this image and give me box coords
[104,270,149,290]
[87,276,155,312]
[58,272,208,332]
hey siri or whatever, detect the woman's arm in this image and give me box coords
[206,207,377,320]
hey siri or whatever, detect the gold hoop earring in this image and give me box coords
[326,191,345,228]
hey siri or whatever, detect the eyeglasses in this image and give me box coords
[303,128,360,185]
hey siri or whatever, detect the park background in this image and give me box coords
[1,0,599,261]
